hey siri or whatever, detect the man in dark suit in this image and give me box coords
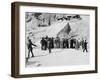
[83,40,88,52]
[28,39,37,58]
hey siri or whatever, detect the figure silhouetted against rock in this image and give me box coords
[48,38,52,53]
[27,39,37,58]
[66,39,69,48]
[40,37,45,50]
[83,40,88,52]
[51,37,54,48]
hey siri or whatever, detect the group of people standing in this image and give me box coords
[40,36,54,53]
[27,36,88,58]
[40,36,88,53]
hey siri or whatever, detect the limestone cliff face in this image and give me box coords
[25,13,89,44]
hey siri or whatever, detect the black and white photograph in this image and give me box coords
[25,12,90,67]
[11,2,97,77]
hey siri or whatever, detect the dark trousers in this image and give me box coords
[48,47,51,53]
[28,49,34,58]
[83,48,88,52]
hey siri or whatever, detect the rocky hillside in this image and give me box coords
[25,13,90,45]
